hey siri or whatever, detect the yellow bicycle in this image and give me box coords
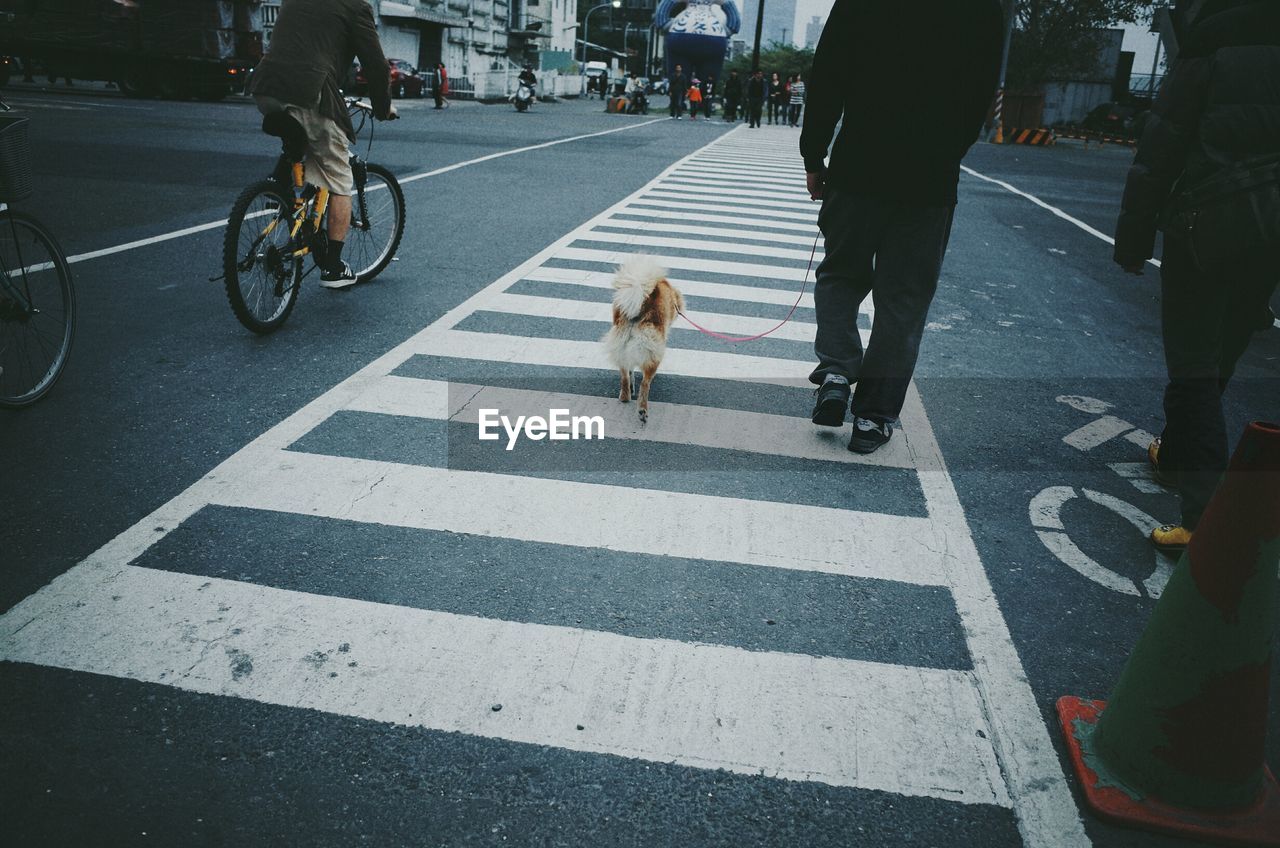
[222,99,405,334]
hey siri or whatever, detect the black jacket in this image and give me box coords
[800,0,1002,205]
[250,0,392,139]
[1114,0,1280,266]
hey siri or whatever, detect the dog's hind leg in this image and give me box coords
[618,368,632,403]
[637,362,658,424]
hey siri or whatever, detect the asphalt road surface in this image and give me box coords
[1,84,1277,848]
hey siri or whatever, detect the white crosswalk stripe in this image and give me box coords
[0,127,1087,845]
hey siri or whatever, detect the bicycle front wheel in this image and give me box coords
[223,180,302,334]
[348,162,405,284]
[0,211,75,408]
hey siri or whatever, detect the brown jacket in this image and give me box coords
[249,0,392,141]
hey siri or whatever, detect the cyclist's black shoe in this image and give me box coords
[811,374,850,427]
[848,417,892,454]
[320,261,358,289]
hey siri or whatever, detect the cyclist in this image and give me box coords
[248,0,398,288]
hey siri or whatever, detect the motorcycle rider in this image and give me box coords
[518,63,538,99]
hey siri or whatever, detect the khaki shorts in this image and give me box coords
[255,96,353,196]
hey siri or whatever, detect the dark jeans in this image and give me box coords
[809,189,955,425]
[748,102,762,128]
[768,100,781,124]
[669,94,684,117]
[724,99,738,121]
[788,103,802,126]
[1158,236,1279,529]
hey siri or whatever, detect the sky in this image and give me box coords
[787,1,1164,76]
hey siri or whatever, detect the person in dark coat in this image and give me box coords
[1113,0,1280,552]
[668,64,688,118]
[722,69,742,121]
[745,68,765,128]
[801,0,1002,453]
[250,0,395,287]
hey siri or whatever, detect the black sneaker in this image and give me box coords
[811,375,850,427]
[848,417,892,454]
[320,261,358,289]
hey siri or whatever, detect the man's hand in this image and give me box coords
[806,171,824,201]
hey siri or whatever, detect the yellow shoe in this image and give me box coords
[1151,523,1192,553]
[1147,438,1176,488]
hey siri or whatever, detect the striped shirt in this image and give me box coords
[789,81,806,105]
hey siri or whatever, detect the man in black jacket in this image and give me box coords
[801,0,1002,453]
[668,64,688,119]
[1114,0,1280,551]
[250,0,395,287]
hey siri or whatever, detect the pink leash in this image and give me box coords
[675,231,821,343]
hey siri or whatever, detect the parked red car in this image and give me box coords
[354,58,426,98]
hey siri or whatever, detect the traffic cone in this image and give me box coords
[1057,420,1280,846]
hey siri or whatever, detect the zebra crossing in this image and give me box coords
[0,128,1087,845]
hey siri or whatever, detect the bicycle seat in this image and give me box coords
[261,111,307,163]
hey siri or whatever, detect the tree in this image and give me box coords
[723,43,814,82]
[1007,0,1152,90]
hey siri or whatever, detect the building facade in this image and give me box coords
[259,0,577,83]
[803,14,822,49]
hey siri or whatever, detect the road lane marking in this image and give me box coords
[611,206,818,232]
[198,449,947,584]
[960,164,1162,269]
[554,247,811,281]
[626,197,819,223]
[1062,415,1133,451]
[522,266,819,308]
[346,375,910,468]
[573,231,821,262]
[0,563,1008,806]
[660,179,811,200]
[61,116,672,267]
[596,217,819,246]
[643,187,817,211]
[472,290,842,345]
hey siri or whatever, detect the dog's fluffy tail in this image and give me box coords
[612,256,668,319]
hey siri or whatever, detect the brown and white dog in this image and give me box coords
[602,256,684,423]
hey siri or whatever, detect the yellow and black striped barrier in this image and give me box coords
[1001,127,1056,146]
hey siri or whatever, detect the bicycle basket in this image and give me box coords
[0,115,33,202]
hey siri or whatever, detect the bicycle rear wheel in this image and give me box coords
[347,162,405,284]
[223,180,302,334]
[0,211,75,408]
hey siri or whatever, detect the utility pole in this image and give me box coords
[751,0,765,71]
[991,0,1015,144]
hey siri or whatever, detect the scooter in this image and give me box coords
[628,88,649,115]
[512,82,534,112]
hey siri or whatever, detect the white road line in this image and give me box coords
[1062,415,1133,451]
[625,197,819,223]
[347,375,910,468]
[522,266,819,309]
[62,117,669,267]
[595,217,820,246]
[198,449,949,586]
[903,381,1091,846]
[607,207,820,233]
[573,231,821,263]
[0,563,1006,805]
[661,179,811,200]
[410,329,813,383]
[475,290,835,346]
[555,247,811,281]
[961,164,1161,269]
[671,167,801,186]
[646,186,818,211]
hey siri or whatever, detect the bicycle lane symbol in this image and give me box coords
[1029,395,1173,599]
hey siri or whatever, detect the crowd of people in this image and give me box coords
[662,64,808,127]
